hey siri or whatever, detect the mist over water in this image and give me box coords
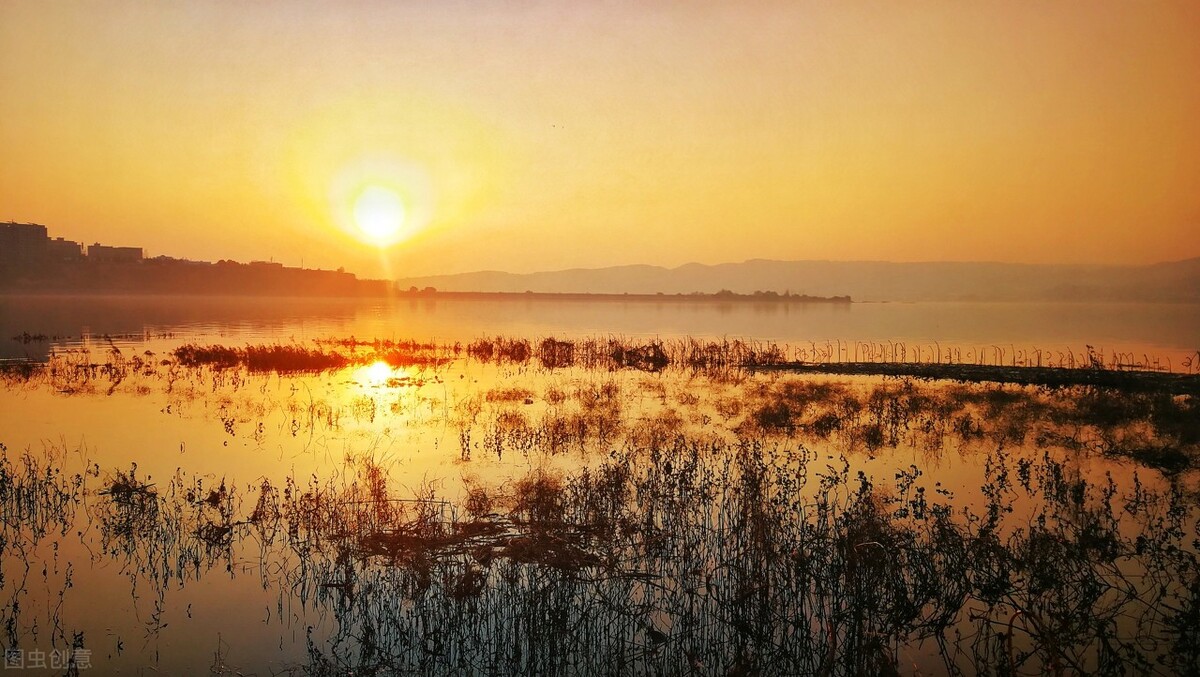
[2,295,1196,366]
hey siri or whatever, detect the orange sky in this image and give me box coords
[2,1,1199,278]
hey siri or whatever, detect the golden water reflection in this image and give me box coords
[353,360,403,388]
[0,334,1197,674]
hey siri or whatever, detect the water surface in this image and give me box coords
[0,295,1197,674]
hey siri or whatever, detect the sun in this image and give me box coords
[328,155,433,255]
[354,360,396,387]
[352,185,407,246]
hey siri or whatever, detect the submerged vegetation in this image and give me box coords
[758,361,1200,395]
[2,438,1198,674]
[1,331,1199,674]
[5,335,1196,473]
[174,339,456,372]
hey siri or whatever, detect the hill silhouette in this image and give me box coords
[396,258,1200,303]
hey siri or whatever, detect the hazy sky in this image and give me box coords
[2,1,1198,278]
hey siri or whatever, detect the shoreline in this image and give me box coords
[752,361,1200,394]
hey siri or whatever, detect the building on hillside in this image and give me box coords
[0,222,49,264]
[87,243,143,263]
[47,237,85,262]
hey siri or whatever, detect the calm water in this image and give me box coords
[2,294,1197,366]
[0,295,1197,674]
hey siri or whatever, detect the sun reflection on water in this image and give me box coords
[354,360,405,388]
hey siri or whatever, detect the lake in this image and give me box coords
[0,295,1197,675]
[3,295,1197,366]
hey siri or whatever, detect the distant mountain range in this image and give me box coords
[396,258,1200,303]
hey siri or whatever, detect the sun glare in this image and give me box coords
[327,155,435,260]
[354,360,398,387]
[352,185,406,246]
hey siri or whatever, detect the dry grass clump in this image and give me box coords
[544,386,568,405]
[498,531,603,570]
[0,361,40,382]
[463,380,626,458]
[678,337,786,372]
[609,340,669,372]
[731,377,1200,467]
[318,337,457,367]
[272,462,615,579]
[467,336,531,363]
[484,387,535,403]
[510,470,565,524]
[174,343,349,373]
[628,408,686,451]
[481,409,535,457]
[0,445,86,541]
[575,380,621,410]
[741,380,852,433]
[171,340,454,373]
[714,396,743,420]
[459,334,786,374]
[99,466,157,504]
[462,479,494,518]
[537,338,576,369]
